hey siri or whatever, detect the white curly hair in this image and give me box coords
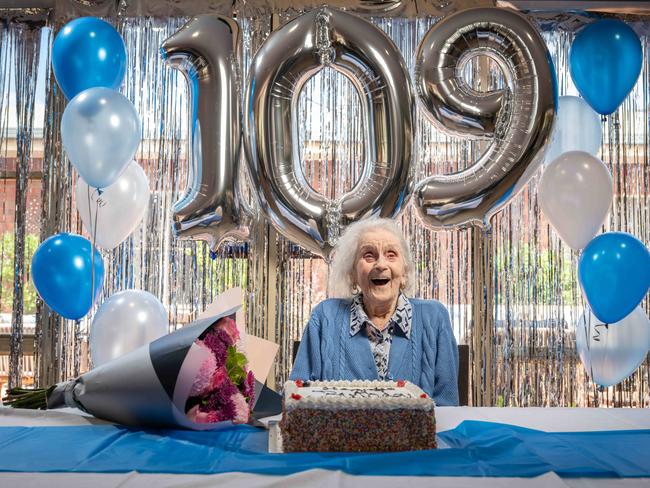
[327,218,415,298]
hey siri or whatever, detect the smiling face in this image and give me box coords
[352,228,406,312]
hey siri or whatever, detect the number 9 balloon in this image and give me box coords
[413,8,556,230]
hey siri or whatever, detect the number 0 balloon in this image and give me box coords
[245,7,414,259]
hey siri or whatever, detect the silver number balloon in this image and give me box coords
[162,15,250,251]
[413,7,556,229]
[244,7,414,259]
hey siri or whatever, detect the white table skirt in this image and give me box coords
[1,406,649,488]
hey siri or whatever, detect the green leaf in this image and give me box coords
[226,346,248,387]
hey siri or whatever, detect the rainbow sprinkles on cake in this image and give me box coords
[280,379,437,452]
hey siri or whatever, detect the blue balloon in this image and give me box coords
[569,19,642,115]
[31,233,104,320]
[52,17,126,100]
[578,232,650,324]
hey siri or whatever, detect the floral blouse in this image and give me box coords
[349,293,413,380]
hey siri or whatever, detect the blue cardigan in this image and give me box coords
[289,298,460,406]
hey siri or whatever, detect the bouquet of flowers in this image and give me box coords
[184,315,255,424]
[4,304,258,429]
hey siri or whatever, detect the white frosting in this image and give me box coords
[284,380,435,411]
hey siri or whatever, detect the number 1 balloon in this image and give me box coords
[413,8,556,230]
[162,15,251,251]
[244,7,414,260]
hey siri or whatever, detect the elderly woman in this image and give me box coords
[290,218,459,406]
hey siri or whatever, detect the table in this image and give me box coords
[1,406,649,488]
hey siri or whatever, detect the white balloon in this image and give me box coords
[544,96,602,166]
[62,87,141,189]
[539,151,613,250]
[76,161,150,249]
[90,290,169,367]
[575,306,650,387]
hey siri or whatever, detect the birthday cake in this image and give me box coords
[280,379,436,452]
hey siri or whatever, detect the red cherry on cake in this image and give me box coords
[295,380,304,387]
[420,393,427,399]
[397,380,406,387]
[291,393,302,400]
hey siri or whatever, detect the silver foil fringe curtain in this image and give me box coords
[0,13,648,407]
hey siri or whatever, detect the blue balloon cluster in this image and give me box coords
[578,232,650,324]
[570,19,642,115]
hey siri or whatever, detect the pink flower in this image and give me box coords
[202,329,229,366]
[217,316,240,345]
[199,379,238,419]
[210,366,228,391]
[230,391,250,424]
[186,405,220,424]
[243,370,255,403]
[189,341,218,397]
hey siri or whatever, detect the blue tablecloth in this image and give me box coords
[0,420,648,477]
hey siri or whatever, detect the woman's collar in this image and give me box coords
[349,292,412,337]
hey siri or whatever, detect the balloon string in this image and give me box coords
[74,319,82,377]
[582,315,595,383]
[87,186,101,314]
[598,323,610,393]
